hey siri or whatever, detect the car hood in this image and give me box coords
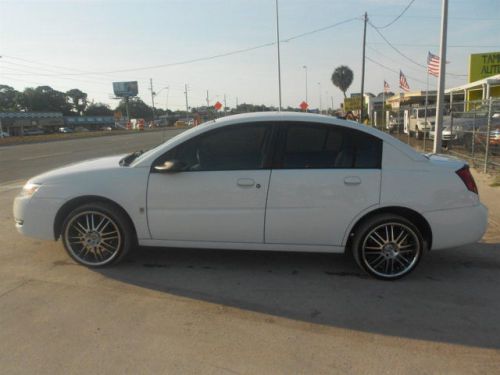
[29,154,126,184]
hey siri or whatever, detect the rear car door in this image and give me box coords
[265,122,382,246]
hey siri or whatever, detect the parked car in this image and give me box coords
[74,126,89,132]
[59,127,74,133]
[408,107,436,139]
[436,114,500,152]
[100,126,113,131]
[23,128,45,136]
[14,112,487,280]
[0,131,10,138]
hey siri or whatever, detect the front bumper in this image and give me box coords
[14,195,63,241]
[423,203,488,250]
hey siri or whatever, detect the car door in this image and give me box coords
[265,122,382,246]
[147,122,273,243]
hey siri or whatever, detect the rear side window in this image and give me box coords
[280,123,382,169]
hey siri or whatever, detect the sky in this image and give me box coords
[1,0,499,111]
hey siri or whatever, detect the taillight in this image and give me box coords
[456,165,478,194]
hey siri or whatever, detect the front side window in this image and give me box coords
[157,124,271,171]
[280,123,382,169]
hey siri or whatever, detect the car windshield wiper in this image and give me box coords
[120,150,144,166]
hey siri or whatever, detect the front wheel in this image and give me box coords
[352,214,424,280]
[61,202,134,267]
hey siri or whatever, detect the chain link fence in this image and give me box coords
[373,98,500,175]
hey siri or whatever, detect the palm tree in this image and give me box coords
[331,66,354,98]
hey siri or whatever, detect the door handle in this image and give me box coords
[237,178,255,187]
[344,176,361,185]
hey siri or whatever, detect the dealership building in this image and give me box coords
[0,112,64,136]
[0,112,115,136]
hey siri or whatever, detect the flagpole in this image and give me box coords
[275,0,282,112]
[382,82,385,130]
[424,71,429,152]
[434,0,448,153]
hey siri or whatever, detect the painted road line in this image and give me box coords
[0,179,26,193]
[20,152,70,161]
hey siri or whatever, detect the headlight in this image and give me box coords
[20,183,41,197]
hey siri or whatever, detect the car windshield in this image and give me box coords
[418,108,436,117]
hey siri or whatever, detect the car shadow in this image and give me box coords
[95,241,500,350]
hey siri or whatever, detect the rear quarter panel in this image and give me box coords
[380,142,479,212]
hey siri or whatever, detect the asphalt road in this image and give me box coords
[1,131,499,374]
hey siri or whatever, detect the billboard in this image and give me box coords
[468,52,500,83]
[112,81,138,97]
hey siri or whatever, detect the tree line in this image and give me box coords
[1,66,359,120]
[0,84,168,119]
[0,84,297,120]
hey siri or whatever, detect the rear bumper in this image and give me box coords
[423,203,488,250]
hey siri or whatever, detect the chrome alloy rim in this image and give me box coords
[64,211,122,266]
[361,222,420,278]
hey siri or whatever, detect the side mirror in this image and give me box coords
[154,160,187,173]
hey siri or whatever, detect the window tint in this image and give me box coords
[159,124,270,171]
[281,123,382,169]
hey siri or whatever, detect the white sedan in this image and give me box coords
[14,112,488,280]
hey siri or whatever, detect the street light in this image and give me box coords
[154,86,170,111]
[302,65,308,104]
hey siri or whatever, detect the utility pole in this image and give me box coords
[184,84,189,121]
[149,78,156,121]
[318,82,322,114]
[236,96,239,109]
[434,0,448,154]
[125,97,130,123]
[206,90,210,107]
[360,11,368,124]
[224,94,227,116]
[275,0,282,111]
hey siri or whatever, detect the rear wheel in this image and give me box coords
[61,202,134,267]
[352,214,424,280]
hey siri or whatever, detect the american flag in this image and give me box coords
[399,70,410,92]
[384,80,390,93]
[427,51,440,77]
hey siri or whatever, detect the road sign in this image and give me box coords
[214,101,222,111]
[344,97,362,112]
[299,101,308,111]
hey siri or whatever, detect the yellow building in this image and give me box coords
[445,74,500,110]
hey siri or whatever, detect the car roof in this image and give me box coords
[133,112,426,167]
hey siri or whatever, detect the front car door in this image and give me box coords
[147,122,274,243]
[265,122,382,246]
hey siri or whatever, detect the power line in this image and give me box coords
[365,56,432,86]
[368,21,467,77]
[368,42,500,48]
[2,17,358,76]
[371,0,416,29]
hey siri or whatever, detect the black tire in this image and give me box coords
[61,202,134,267]
[352,214,424,280]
